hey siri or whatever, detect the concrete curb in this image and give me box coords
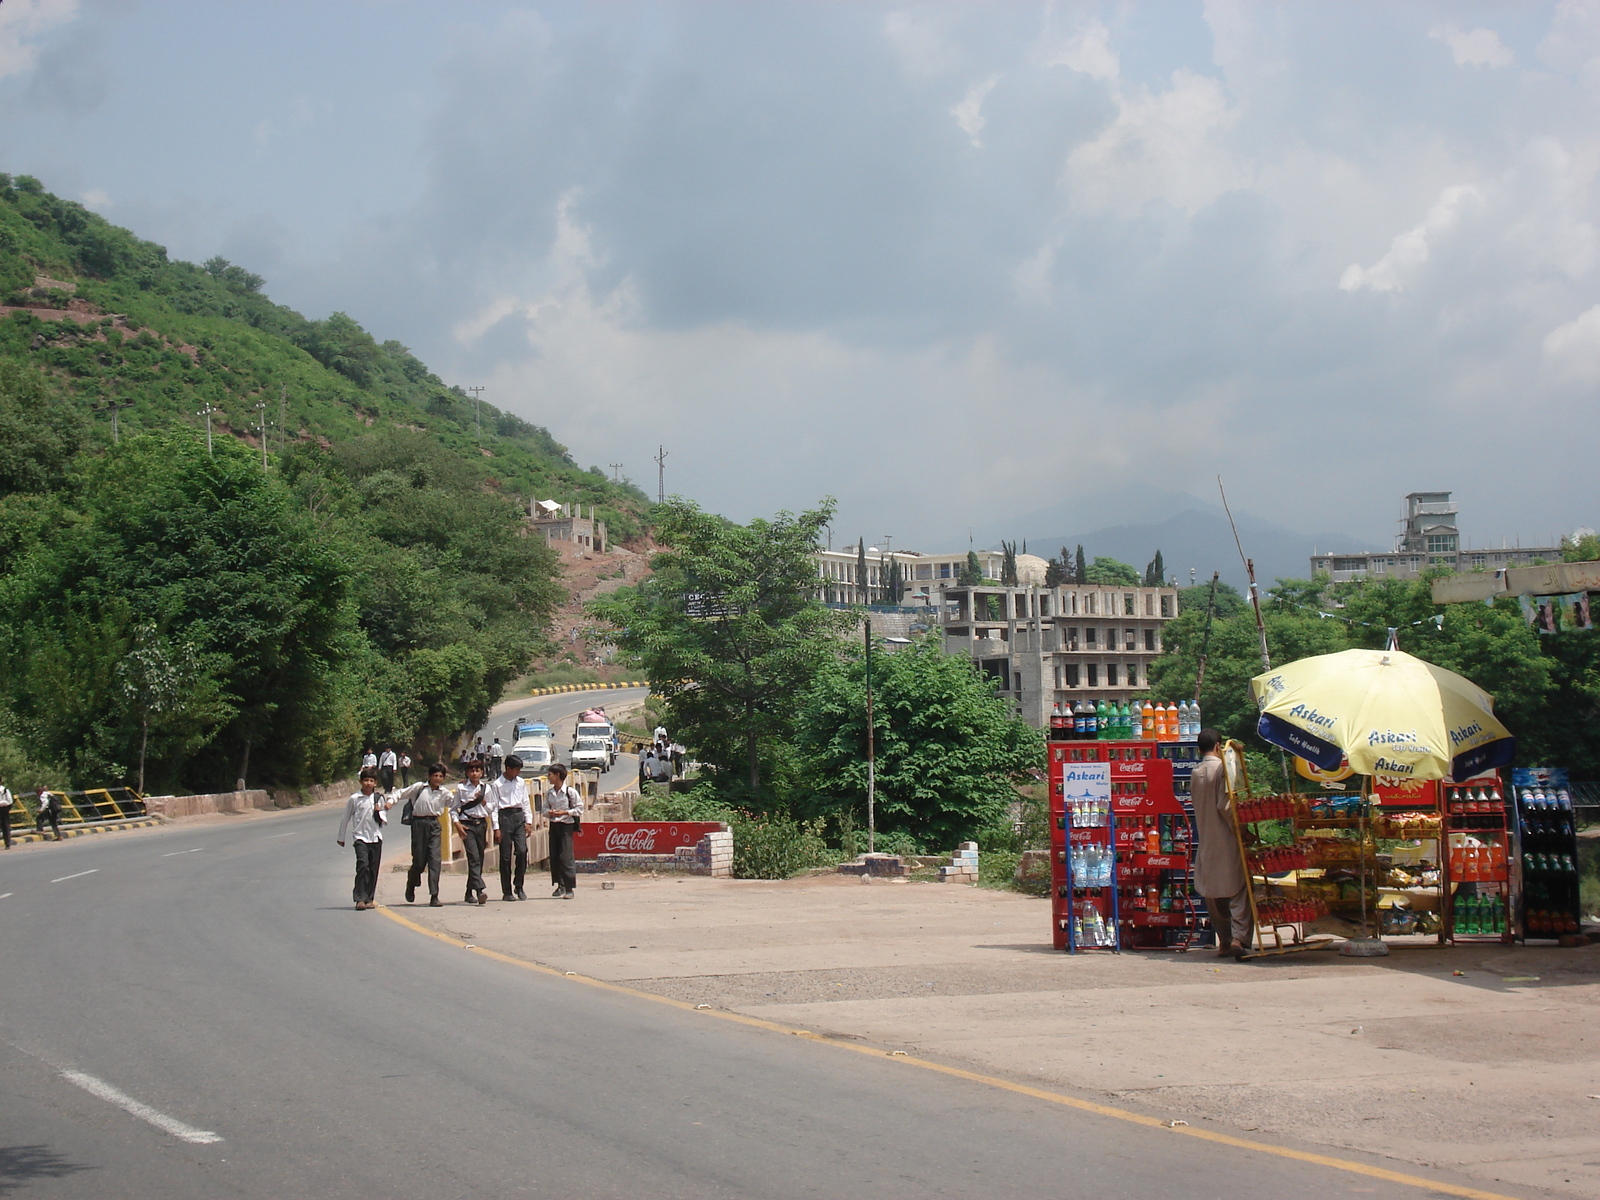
[8,816,162,846]
[527,680,649,697]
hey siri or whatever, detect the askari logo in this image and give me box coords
[1366,729,1431,755]
[1449,722,1483,746]
[1287,703,1336,729]
[1372,756,1415,775]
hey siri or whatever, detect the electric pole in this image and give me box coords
[197,404,218,456]
[93,397,134,445]
[468,386,485,439]
[253,397,269,469]
[279,384,288,455]
[654,445,668,504]
[609,462,623,484]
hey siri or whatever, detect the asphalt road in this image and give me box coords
[477,686,649,789]
[0,698,1517,1199]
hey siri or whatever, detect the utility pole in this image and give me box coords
[609,462,623,484]
[865,618,876,856]
[468,386,485,439]
[93,397,134,445]
[197,404,218,456]
[253,397,268,469]
[882,534,893,553]
[654,445,668,504]
[279,384,288,455]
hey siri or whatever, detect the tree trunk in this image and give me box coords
[236,738,250,793]
[137,715,149,795]
[746,700,759,793]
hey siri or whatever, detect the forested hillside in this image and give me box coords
[0,174,650,794]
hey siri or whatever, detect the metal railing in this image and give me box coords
[10,788,146,829]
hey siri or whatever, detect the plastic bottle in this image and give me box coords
[1140,700,1155,740]
[1166,701,1180,742]
[1189,699,1202,739]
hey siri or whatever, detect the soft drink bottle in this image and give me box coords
[1141,700,1155,740]
[1167,702,1180,741]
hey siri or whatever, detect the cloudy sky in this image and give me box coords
[2,1,1598,553]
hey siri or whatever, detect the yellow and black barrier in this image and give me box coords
[527,680,650,697]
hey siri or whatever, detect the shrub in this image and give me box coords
[869,829,923,858]
[729,813,835,879]
[634,782,733,823]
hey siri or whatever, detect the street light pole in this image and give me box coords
[197,404,217,456]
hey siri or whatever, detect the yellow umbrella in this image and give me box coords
[1250,648,1514,781]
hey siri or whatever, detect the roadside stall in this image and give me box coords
[1237,648,1517,957]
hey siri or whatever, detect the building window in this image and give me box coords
[1085,627,1098,646]
[1066,665,1080,687]
[1124,594,1136,615]
[1054,665,1062,687]
[1124,628,1136,651]
[1066,627,1079,650]
[1071,593,1079,615]
[1160,595,1172,618]
[1333,558,1368,572]
[1014,672,1022,693]
[1126,663,1139,686]
[1426,534,1458,553]
[1085,593,1097,614]
[1144,629,1155,651]
[1087,664,1099,687]
[1106,664,1119,687]
[1145,594,1154,616]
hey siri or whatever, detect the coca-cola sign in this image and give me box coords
[571,822,724,860]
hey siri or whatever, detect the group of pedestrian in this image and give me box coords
[638,725,685,786]
[337,755,583,910]
[361,747,416,790]
[0,775,65,848]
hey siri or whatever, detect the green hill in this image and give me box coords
[0,173,650,794]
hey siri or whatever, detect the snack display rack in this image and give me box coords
[1511,767,1582,940]
[1225,746,1337,957]
[1050,739,1201,952]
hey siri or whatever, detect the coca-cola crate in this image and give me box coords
[1122,911,1196,928]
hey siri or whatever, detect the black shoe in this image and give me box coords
[428,897,442,907]
[405,883,416,904]
[502,893,515,902]
[561,888,574,900]
[477,892,487,906]
[515,890,527,901]
[554,885,564,898]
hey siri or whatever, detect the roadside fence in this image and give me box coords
[11,787,147,827]
[527,680,648,697]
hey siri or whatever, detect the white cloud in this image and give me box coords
[1430,24,1515,69]
[950,76,997,147]
[80,187,109,209]
[1542,303,1600,379]
[1040,18,1118,81]
[1339,184,1481,292]
[1062,70,1247,215]
[0,0,78,79]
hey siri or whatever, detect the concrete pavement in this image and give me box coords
[389,871,1600,1199]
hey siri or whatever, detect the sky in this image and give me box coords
[2,0,1598,555]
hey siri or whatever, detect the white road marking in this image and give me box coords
[49,869,98,883]
[162,848,202,857]
[60,1069,222,1144]
[0,893,12,900]
[264,832,297,839]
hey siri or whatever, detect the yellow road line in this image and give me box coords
[375,905,1521,1200]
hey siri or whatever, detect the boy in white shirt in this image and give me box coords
[336,769,394,910]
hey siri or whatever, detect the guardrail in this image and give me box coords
[11,787,146,826]
[527,680,649,697]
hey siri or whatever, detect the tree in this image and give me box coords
[1000,540,1019,587]
[589,499,851,803]
[958,550,982,586]
[794,636,1043,849]
[1143,549,1165,587]
[1074,545,1087,585]
[1045,547,1069,589]
[115,623,229,793]
[856,538,869,601]
[1084,556,1141,586]
[0,359,84,496]
[883,555,904,605]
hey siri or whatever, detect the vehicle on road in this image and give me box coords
[510,735,553,771]
[569,735,612,771]
[574,719,617,768]
[514,718,550,741]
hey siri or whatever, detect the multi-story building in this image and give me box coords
[814,547,1008,606]
[530,499,607,553]
[1309,491,1562,583]
[940,582,1178,730]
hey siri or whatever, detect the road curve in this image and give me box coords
[0,706,1523,1199]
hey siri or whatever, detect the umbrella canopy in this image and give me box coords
[1250,648,1515,781]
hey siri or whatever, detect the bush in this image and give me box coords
[979,849,1021,890]
[729,813,836,879]
[634,782,733,823]
[869,829,923,857]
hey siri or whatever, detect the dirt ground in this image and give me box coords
[383,869,1600,1199]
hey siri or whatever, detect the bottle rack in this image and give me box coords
[1511,768,1582,941]
[1440,777,1512,944]
[1050,739,1197,951]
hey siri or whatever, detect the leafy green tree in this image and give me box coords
[1074,545,1087,585]
[793,636,1043,849]
[589,499,851,803]
[0,359,83,495]
[1000,540,1019,586]
[958,550,982,586]
[856,538,869,600]
[1084,556,1140,586]
[1045,547,1069,588]
[1143,549,1165,587]
[116,623,230,793]
[1177,578,1246,617]
[1562,531,1600,563]
[884,555,904,604]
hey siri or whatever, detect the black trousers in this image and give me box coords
[36,806,61,839]
[498,809,528,897]
[458,817,487,897]
[549,822,577,892]
[0,806,11,848]
[353,839,383,903]
[407,816,441,897]
[379,766,395,791]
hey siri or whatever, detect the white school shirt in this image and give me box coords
[452,780,490,820]
[544,784,584,825]
[361,752,378,769]
[487,775,533,831]
[378,749,398,769]
[0,785,11,808]
[393,780,451,818]
[337,792,393,844]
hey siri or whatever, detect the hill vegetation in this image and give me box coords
[0,174,650,794]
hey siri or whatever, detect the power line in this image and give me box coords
[92,397,134,445]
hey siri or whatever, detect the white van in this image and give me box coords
[573,720,616,768]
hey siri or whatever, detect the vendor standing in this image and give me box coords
[1192,729,1251,959]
